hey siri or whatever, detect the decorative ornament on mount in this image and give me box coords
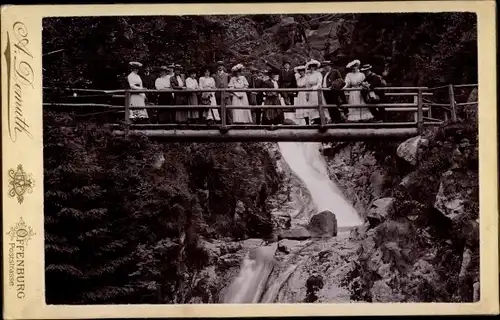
[8,164,35,204]
[7,217,36,245]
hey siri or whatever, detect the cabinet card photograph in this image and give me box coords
[2,1,498,319]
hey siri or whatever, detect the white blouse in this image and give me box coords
[186,77,199,89]
[127,72,143,90]
[199,76,216,89]
[297,76,307,88]
[344,72,365,88]
[155,75,172,90]
[306,71,323,89]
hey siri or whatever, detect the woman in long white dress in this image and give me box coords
[199,68,221,122]
[294,65,309,125]
[127,61,149,122]
[305,59,329,124]
[229,64,253,124]
[343,59,373,121]
[185,69,200,122]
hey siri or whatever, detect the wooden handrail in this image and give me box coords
[43,86,429,94]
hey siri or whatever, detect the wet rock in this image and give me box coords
[308,210,338,237]
[272,212,292,230]
[305,274,324,302]
[277,239,304,254]
[399,171,418,189]
[370,279,404,302]
[397,136,426,165]
[278,227,312,240]
[366,198,395,228]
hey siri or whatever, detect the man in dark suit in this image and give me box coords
[248,67,264,124]
[361,64,387,121]
[214,60,232,124]
[279,60,297,110]
[322,60,348,123]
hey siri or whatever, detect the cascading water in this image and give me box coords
[223,114,363,303]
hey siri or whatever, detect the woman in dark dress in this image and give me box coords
[261,68,284,125]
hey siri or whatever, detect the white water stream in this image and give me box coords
[223,114,363,303]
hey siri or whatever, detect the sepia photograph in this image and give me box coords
[40,11,481,306]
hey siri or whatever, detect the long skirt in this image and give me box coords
[187,93,200,120]
[129,94,149,119]
[262,96,283,125]
[232,93,253,123]
[306,91,328,122]
[174,93,188,123]
[158,91,174,123]
[203,93,221,121]
[347,89,373,121]
[295,91,309,121]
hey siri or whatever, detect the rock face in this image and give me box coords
[279,227,312,240]
[434,170,478,222]
[397,136,428,166]
[308,210,338,237]
[366,198,395,228]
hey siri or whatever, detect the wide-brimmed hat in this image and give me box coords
[294,65,306,73]
[346,59,361,68]
[360,64,372,71]
[174,64,183,70]
[322,60,332,66]
[167,63,175,69]
[129,61,143,67]
[231,63,245,72]
[216,60,225,65]
[306,59,321,69]
[160,66,169,71]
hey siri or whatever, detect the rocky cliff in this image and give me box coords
[323,89,479,302]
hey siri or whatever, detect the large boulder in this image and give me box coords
[308,210,338,237]
[366,198,395,228]
[306,20,343,52]
[397,136,428,165]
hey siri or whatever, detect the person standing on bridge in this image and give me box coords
[294,65,309,125]
[186,68,201,123]
[322,60,348,123]
[127,61,149,122]
[360,64,387,122]
[228,64,253,124]
[214,61,233,124]
[155,65,174,123]
[342,59,373,122]
[170,64,188,123]
[248,67,263,125]
[279,59,297,111]
[305,59,328,125]
[261,68,284,126]
[199,67,221,123]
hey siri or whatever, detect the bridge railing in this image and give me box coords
[43,84,475,141]
[44,86,436,134]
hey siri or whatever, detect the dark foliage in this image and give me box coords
[44,111,282,304]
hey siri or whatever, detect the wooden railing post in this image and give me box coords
[413,95,418,122]
[318,89,326,132]
[448,84,457,123]
[124,89,131,137]
[220,89,227,133]
[417,89,424,134]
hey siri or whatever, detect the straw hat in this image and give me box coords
[346,59,361,68]
[216,60,225,65]
[294,65,306,73]
[306,59,321,69]
[360,64,372,71]
[322,60,332,66]
[129,61,143,67]
[160,65,169,71]
[231,63,245,72]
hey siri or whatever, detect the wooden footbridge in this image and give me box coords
[43,84,477,142]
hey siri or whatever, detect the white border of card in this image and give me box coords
[2,1,498,318]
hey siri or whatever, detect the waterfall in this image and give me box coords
[224,115,363,303]
[278,140,363,229]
